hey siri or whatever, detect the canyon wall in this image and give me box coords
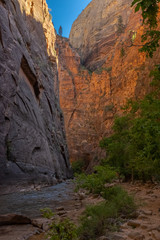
[0,0,72,190]
[57,0,160,166]
[69,0,133,70]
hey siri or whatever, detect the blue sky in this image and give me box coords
[46,0,92,38]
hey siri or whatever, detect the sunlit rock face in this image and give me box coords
[58,1,160,167]
[69,0,133,70]
[0,0,72,189]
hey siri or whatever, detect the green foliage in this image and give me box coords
[100,66,160,181]
[78,187,136,240]
[131,0,159,28]
[58,25,63,36]
[140,30,160,57]
[48,218,78,240]
[131,0,160,57]
[40,208,54,219]
[71,160,85,174]
[131,31,137,43]
[75,165,117,194]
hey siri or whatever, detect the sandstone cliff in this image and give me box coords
[57,0,160,166]
[69,0,133,70]
[0,0,72,190]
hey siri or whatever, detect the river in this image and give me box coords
[0,180,75,218]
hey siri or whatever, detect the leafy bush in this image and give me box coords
[40,208,54,219]
[100,66,160,182]
[71,160,85,174]
[78,186,136,240]
[48,218,78,240]
[75,165,117,194]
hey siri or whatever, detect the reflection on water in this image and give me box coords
[0,180,74,218]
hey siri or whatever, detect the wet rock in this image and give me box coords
[0,214,31,226]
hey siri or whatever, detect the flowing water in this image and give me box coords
[0,180,75,218]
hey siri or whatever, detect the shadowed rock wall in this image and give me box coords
[0,0,72,190]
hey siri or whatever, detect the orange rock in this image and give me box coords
[57,1,160,166]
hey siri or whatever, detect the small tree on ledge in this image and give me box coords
[58,25,63,36]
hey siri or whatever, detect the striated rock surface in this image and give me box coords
[56,36,107,164]
[69,0,133,70]
[0,0,72,191]
[57,1,160,165]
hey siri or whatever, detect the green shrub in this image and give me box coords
[78,187,136,240]
[40,208,54,219]
[75,165,117,194]
[48,218,78,240]
[100,65,160,182]
[71,160,85,174]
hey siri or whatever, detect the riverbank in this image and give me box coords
[0,181,160,240]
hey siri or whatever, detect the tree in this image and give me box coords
[99,1,160,181]
[100,68,160,182]
[131,0,160,57]
[58,25,63,36]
